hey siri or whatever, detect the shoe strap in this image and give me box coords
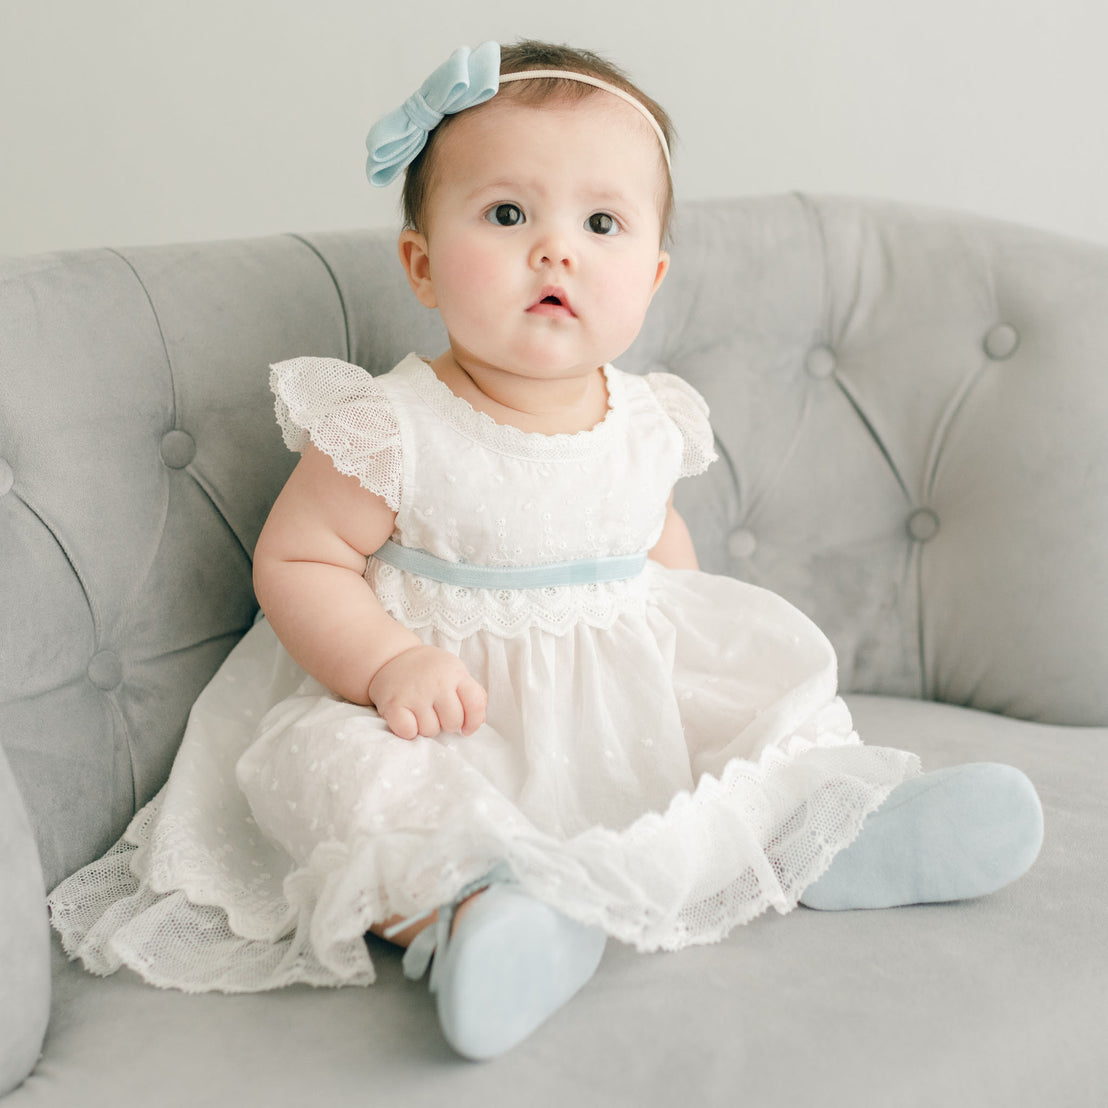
[388,862,516,990]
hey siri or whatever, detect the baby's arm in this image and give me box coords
[648,495,699,570]
[253,443,486,739]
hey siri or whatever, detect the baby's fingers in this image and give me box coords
[411,703,447,739]
[458,679,488,736]
[383,705,420,741]
[431,693,465,736]
[431,682,484,736]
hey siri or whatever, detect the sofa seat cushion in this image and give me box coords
[10,697,1106,1108]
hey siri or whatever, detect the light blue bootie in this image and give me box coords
[436,884,607,1060]
[800,763,1043,911]
[394,870,607,1061]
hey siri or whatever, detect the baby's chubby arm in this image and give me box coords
[253,443,487,740]
[648,495,700,571]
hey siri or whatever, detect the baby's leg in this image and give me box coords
[370,914,427,947]
[800,763,1043,911]
[368,901,474,948]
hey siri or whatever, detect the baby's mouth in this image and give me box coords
[528,287,575,317]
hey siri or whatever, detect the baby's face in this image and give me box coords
[404,92,670,383]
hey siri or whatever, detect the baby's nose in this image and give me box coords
[529,228,575,268]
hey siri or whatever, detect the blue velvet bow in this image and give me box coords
[365,42,501,187]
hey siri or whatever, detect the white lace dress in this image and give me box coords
[49,353,919,993]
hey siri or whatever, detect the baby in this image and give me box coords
[49,40,1044,1063]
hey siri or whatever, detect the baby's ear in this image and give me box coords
[398,231,437,308]
[652,250,670,296]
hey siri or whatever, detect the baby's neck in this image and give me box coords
[429,352,610,436]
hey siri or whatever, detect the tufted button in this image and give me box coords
[160,430,196,469]
[727,528,758,559]
[805,345,837,379]
[906,508,940,543]
[87,650,123,691]
[0,457,13,497]
[983,323,1020,361]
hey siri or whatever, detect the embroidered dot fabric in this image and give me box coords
[49,354,919,993]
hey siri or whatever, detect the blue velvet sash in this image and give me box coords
[372,540,647,590]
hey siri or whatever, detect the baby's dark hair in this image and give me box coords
[401,40,676,239]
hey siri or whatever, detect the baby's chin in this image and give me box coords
[451,348,612,382]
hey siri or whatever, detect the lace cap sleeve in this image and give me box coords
[270,357,402,510]
[645,372,718,477]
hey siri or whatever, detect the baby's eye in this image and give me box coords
[486,203,525,227]
[586,212,620,236]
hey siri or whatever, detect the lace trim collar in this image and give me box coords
[398,353,625,458]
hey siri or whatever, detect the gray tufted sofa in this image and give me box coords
[2,195,1106,1106]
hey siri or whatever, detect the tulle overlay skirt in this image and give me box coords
[49,566,919,993]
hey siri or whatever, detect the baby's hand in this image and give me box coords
[367,645,487,740]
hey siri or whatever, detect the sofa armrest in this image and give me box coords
[0,743,50,1096]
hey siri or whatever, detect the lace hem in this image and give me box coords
[365,558,650,639]
[644,372,718,477]
[49,729,919,992]
[270,357,403,510]
[49,849,372,993]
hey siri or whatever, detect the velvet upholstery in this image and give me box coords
[0,744,49,1099]
[1,195,1105,1104]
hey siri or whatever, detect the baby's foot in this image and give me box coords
[800,763,1043,910]
[433,884,607,1060]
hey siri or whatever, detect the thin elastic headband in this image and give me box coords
[499,70,672,170]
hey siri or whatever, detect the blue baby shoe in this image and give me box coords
[800,763,1044,911]
[431,882,607,1060]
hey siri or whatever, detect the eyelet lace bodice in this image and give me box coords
[271,353,716,638]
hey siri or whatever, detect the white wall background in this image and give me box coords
[2,0,1105,256]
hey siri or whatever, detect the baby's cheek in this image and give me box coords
[461,247,507,288]
[434,248,502,315]
[604,263,661,339]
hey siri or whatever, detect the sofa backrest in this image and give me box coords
[2,195,1107,889]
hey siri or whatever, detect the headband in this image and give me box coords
[365,41,671,188]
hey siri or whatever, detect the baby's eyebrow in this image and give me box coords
[473,178,524,194]
[579,185,637,208]
[467,176,542,197]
